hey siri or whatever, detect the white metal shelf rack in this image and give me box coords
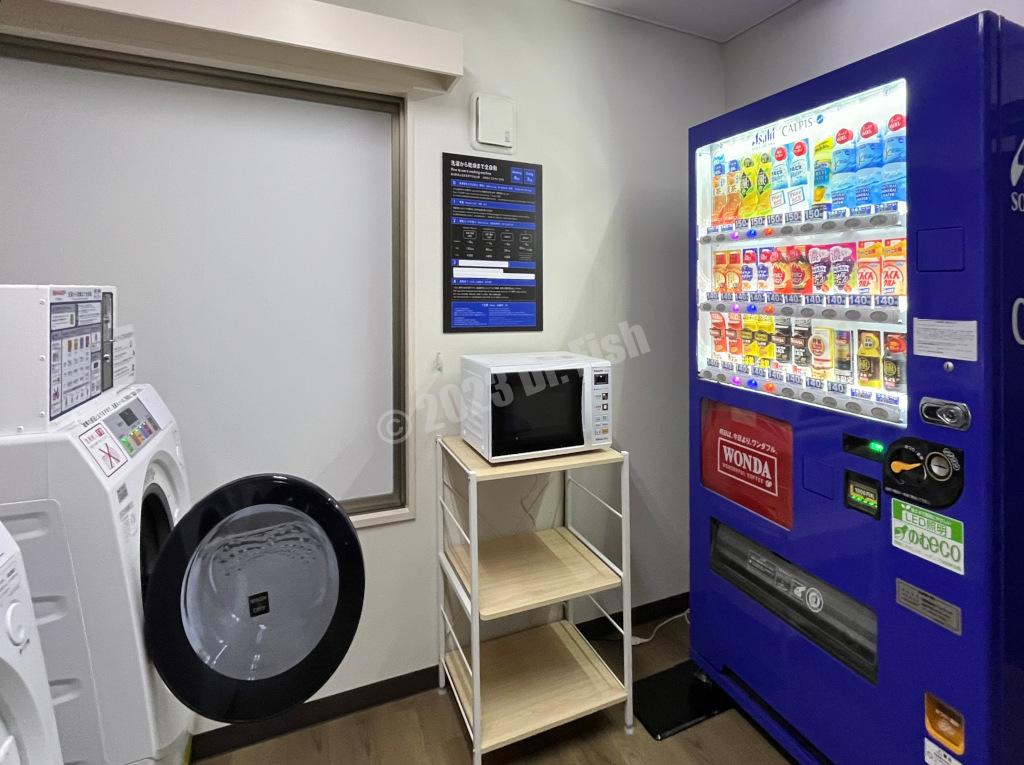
[435,435,633,764]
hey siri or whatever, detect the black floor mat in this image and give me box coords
[633,660,734,740]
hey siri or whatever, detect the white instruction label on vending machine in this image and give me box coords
[924,738,962,765]
[913,319,978,362]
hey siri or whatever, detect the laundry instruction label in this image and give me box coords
[891,500,964,575]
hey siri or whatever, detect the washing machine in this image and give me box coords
[0,285,366,763]
[0,522,62,765]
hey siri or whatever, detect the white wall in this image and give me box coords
[724,0,1024,109]
[304,0,724,707]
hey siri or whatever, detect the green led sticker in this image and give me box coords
[891,499,964,575]
[869,441,886,454]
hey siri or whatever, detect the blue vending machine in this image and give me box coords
[688,12,1024,765]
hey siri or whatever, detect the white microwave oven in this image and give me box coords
[460,352,612,463]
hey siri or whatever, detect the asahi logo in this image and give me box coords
[717,438,779,497]
[1012,136,1024,213]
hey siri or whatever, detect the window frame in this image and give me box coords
[0,34,409,519]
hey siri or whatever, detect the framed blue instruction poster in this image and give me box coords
[443,153,543,332]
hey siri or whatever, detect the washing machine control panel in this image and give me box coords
[101,400,161,459]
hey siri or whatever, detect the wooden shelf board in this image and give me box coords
[441,435,622,482]
[447,528,620,620]
[444,620,626,754]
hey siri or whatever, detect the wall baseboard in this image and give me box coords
[576,592,690,640]
[190,665,437,761]
[192,592,690,760]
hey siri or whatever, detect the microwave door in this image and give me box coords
[490,368,585,457]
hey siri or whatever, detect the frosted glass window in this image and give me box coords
[0,51,404,513]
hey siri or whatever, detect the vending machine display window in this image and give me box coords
[694,80,908,425]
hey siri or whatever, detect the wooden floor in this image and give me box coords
[198,617,789,764]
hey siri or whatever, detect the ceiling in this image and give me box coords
[568,0,803,43]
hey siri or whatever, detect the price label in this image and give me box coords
[784,212,803,224]
[806,294,825,305]
[827,208,849,219]
[786,373,804,386]
[706,357,721,368]
[805,208,825,221]
[751,366,767,378]
[806,378,825,390]
[749,216,766,227]
[768,369,785,382]
[785,295,804,305]
[766,293,784,304]
[849,295,872,307]
[722,361,735,371]
[827,381,848,395]
[826,295,848,306]
[766,214,783,226]
[875,296,899,308]
[737,364,751,375]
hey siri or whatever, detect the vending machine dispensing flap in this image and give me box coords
[144,474,365,723]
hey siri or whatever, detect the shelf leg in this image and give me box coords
[564,469,575,626]
[470,473,482,762]
[436,438,447,692]
[621,451,634,731]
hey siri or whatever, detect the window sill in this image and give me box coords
[351,505,414,529]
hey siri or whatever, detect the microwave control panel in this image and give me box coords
[591,366,612,444]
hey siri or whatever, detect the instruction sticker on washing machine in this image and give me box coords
[925,738,962,765]
[79,424,129,477]
[892,500,964,575]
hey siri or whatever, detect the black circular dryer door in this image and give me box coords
[144,474,364,723]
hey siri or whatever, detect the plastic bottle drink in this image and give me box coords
[830,128,857,210]
[854,120,884,207]
[880,113,907,203]
[789,245,812,294]
[757,247,774,291]
[755,151,773,216]
[738,155,760,218]
[710,152,728,226]
[787,139,811,211]
[721,159,742,223]
[770,145,790,214]
[812,137,835,210]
